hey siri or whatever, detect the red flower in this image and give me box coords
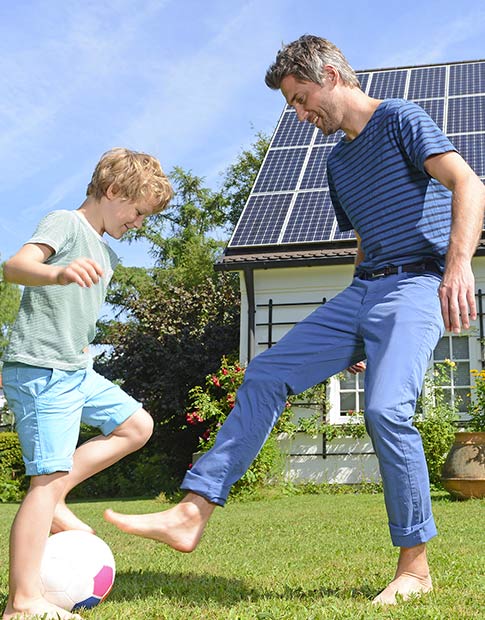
[202,430,211,441]
[186,411,204,425]
[211,375,221,387]
[222,368,228,375]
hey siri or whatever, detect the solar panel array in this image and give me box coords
[229,60,485,249]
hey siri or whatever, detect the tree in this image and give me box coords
[0,260,21,357]
[91,131,269,490]
[220,131,270,228]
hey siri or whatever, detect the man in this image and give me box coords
[105,36,485,605]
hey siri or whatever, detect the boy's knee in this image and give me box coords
[117,409,153,448]
[129,408,154,446]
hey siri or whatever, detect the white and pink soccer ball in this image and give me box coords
[40,531,116,611]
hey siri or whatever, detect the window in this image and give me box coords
[338,369,365,417]
[432,334,476,418]
[330,333,477,423]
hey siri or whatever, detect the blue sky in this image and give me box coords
[1,0,484,268]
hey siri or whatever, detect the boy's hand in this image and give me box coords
[56,258,104,287]
[347,361,366,374]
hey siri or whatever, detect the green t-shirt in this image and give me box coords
[3,210,119,370]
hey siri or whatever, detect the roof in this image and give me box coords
[218,57,484,270]
[216,237,485,272]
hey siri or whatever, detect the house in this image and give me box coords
[215,59,485,484]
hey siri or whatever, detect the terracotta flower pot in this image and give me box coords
[441,431,485,500]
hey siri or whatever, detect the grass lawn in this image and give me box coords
[0,491,483,619]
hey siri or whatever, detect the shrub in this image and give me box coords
[468,369,485,431]
[0,431,26,502]
[415,362,458,485]
[186,358,290,497]
[69,427,180,499]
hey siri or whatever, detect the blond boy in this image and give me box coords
[2,148,173,620]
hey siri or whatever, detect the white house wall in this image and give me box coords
[234,256,485,484]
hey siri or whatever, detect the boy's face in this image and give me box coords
[103,194,157,239]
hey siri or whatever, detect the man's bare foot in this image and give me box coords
[373,543,432,605]
[372,571,432,605]
[104,492,216,552]
[50,502,94,535]
[2,596,83,619]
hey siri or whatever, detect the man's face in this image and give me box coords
[280,74,342,136]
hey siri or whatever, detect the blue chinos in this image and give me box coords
[182,271,444,547]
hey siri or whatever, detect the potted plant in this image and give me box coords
[441,368,485,499]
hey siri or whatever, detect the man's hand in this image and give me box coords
[56,258,104,287]
[439,260,476,333]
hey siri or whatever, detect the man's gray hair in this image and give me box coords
[265,34,360,90]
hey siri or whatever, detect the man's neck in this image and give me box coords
[341,91,382,141]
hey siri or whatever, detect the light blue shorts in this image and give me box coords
[2,362,142,476]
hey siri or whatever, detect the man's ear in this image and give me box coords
[323,64,339,85]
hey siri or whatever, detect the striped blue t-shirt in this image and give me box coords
[327,99,456,272]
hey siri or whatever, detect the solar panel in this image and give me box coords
[448,96,485,133]
[450,134,485,177]
[230,193,293,246]
[449,62,485,96]
[408,66,446,99]
[271,110,316,147]
[300,146,334,189]
[281,191,334,243]
[367,70,407,99]
[253,147,308,193]
[228,59,485,249]
[357,72,370,93]
[416,99,445,130]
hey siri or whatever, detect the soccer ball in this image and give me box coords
[40,530,116,611]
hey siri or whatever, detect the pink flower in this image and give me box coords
[211,376,221,387]
[222,368,228,375]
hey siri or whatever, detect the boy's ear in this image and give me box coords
[106,183,120,200]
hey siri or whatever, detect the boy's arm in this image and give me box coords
[354,231,364,267]
[3,242,104,287]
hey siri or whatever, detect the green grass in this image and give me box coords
[1,491,484,619]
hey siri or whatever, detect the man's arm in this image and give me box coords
[3,243,104,288]
[424,151,485,333]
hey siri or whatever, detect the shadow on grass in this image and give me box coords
[110,570,377,605]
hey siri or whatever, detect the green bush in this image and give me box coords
[187,358,289,498]
[69,442,180,500]
[415,363,458,485]
[0,432,26,502]
[468,369,485,431]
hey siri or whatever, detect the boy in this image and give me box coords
[2,148,173,620]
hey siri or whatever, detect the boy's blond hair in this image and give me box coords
[87,147,174,212]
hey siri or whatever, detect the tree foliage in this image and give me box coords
[220,131,270,228]
[0,261,21,357]
[91,133,269,489]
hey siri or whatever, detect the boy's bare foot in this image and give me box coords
[2,597,83,619]
[50,502,94,535]
[104,492,215,552]
[372,571,432,605]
